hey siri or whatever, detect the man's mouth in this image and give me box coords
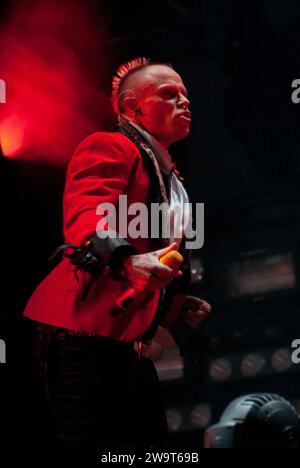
[177,111,191,122]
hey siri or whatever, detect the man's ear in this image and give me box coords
[122,92,139,119]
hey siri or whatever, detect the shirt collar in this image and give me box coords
[126,121,174,176]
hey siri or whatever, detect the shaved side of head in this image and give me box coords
[112,58,174,115]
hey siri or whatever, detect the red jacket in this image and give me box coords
[24,130,190,342]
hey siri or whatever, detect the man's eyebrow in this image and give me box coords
[142,81,161,92]
[142,81,189,98]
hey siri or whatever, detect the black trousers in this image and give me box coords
[35,324,168,455]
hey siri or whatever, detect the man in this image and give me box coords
[24,58,211,452]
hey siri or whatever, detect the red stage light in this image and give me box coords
[0,115,26,157]
[0,0,112,165]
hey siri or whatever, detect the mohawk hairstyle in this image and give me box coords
[111,57,151,115]
[111,57,174,115]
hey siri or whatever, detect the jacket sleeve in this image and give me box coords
[63,132,138,271]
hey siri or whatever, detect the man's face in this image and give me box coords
[133,65,191,148]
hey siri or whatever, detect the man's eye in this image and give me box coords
[162,89,178,99]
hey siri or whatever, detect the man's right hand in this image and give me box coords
[121,243,183,293]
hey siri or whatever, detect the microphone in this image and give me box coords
[111,250,184,317]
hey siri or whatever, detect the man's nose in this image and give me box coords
[178,94,190,109]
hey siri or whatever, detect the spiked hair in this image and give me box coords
[111,57,174,115]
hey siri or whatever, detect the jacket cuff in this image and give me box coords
[109,244,137,279]
[88,232,137,279]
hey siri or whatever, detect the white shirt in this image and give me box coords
[129,122,191,249]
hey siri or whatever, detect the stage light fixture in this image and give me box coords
[209,358,233,383]
[271,348,293,373]
[190,404,212,429]
[240,353,266,378]
[204,394,300,449]
[166,409,183,432]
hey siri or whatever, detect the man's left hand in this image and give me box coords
[180,296,212,329]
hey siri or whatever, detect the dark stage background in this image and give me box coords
[1,0,300,453]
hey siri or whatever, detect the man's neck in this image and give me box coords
[127,118,171,150]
